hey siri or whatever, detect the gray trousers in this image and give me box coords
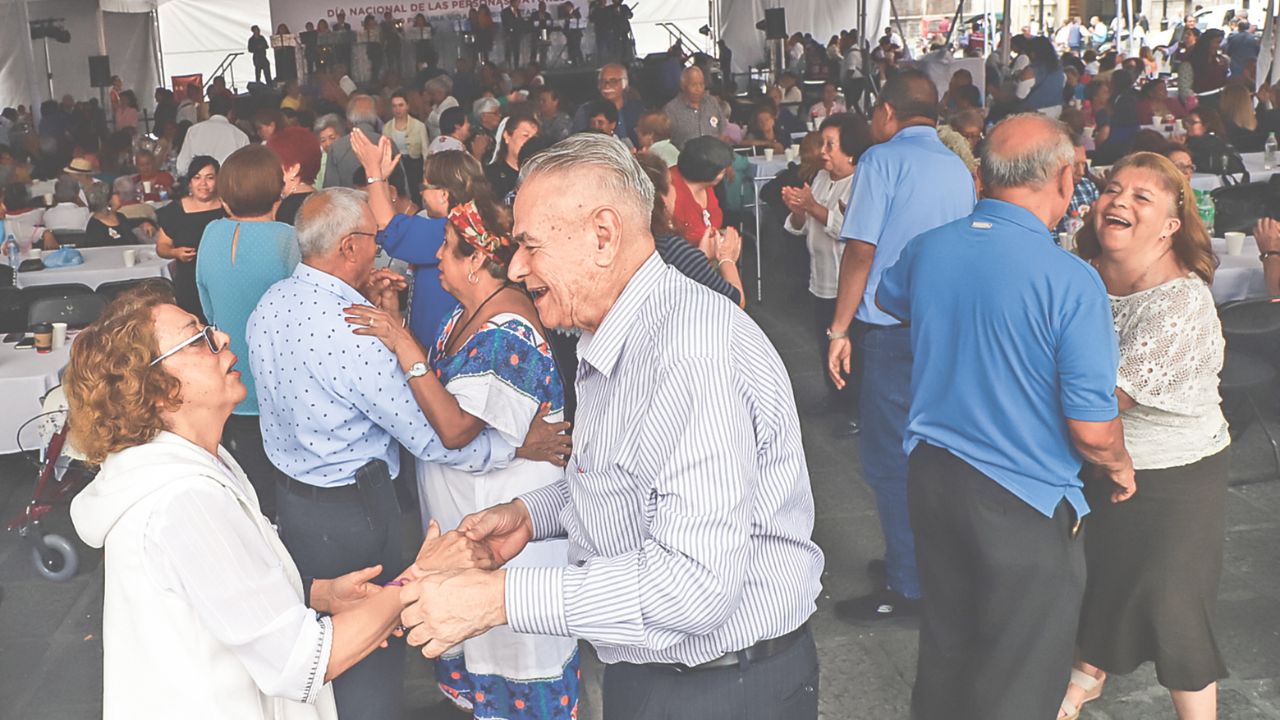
[276,460,406,720]
[601,628,819,720]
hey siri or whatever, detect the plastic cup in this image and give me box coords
[785,146,797,162]
[142,180,153,194]
[51,322,67,349]
[42,193,54,206]
[1224,231,1245,256]
[1058,232,1076,252]
[122,248,138,267]
[763,147,774,162]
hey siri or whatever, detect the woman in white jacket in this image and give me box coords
[65,282,489,719]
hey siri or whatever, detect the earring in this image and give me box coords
[467,271,478,284]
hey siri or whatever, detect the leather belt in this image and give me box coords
[276,474,361,504]
[650,624,808,673]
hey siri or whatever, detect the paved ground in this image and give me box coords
[1,210,1279,719]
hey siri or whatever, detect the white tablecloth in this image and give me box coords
[1211,235,1266,305]
[748,155,790,180]
[14,245,170,290]
[0,341,71,454]
[1191,153,1276,191]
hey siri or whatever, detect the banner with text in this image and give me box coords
[267,0,590,32]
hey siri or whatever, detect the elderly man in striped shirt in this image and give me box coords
[397,133,825,720]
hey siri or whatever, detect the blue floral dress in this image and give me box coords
[418,307,579,720]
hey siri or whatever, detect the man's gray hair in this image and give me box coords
[346,94,379,127]
[111,175,136,199]
[295,187,368,259]
[519,133,654,225]
[979,113,1075,190]
[313,112,346,135]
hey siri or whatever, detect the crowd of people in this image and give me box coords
[0,4,1268,720]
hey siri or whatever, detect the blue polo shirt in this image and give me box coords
[839,125,976,327]
[877,199,1120,518]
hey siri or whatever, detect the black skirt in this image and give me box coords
[1076,448,1230,691]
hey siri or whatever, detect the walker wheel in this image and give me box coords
[31,533,78,582]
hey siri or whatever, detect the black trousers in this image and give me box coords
[254,58,272,84]
[601,627,819,720]
[814,295,860,414]
[907,443,1085,720]
[221,414,277,521]
[276,460,406,720]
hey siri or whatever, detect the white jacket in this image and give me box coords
[71,431,338,720]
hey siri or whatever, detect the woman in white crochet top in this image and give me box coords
[1061,152,1229,720]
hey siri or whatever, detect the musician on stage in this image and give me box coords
[589,0,614,62]
[501,0,527,68]
[560,1,584,65]
[380,11,403,78]
[531,2,555,66]
[249,26,272,85]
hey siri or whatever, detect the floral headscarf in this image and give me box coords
[446,200,511,265]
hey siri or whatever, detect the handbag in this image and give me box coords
[1209,175,1280,234]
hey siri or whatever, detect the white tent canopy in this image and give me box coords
[0,0,899,113]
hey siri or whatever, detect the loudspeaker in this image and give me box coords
[89,56,111,88]
[764,8,787,40]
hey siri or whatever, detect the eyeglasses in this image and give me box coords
[599,77,624,87]
[150,324,222,366]
[1174,162,1196,174]
[346,231,378,240]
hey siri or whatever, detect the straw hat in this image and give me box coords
[62,158,95,175]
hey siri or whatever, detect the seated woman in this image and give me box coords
[635,151,744,307]
[342,194,579,720]
[1063,151,1229,720]
[83,182,143,247]
[1183,107,1233,171]
[809,80,848,122]
[1218,84,1265,153]
[195,144,301,519]
[634,109,678,167]
[155,156,224,320]
[743,104,790,153]
[0,183,55,252]
[65,283,425,719]
[669,136,733,246]
[1135,78,1186,125]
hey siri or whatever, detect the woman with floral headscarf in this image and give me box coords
[342,192,578,719]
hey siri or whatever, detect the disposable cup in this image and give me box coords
[51,322,67,349]
[1224,232,1245,256]
[763,148,774,162]
[122,248,138,267]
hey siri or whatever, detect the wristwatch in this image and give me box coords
[1261,251,1280,262]
[407,361,429,379]
[826,328,848,341]
[365,176,385,185]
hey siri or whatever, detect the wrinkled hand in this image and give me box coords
[791,182,815,211]
[1096,462,1137,503]
[351,130,402,180]
[457,500,534,567]
[345,303,414,355]
[363,268,408,311]
[515,404,571,466]
[1254,217,1280,253]
[328,564,384,615]
[175,246,197,262]
[696,225,718,261]
[827,336,852,390]
[400,569,508,658]
[411,520,498,577]
[716,227,743,263]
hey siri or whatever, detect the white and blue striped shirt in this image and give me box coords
[505,254,824,666]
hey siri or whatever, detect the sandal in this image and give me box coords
[1058,668,1105,720]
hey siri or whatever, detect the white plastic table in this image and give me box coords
[1211,235,1266,305]
[0,340,71,454]
[1191,153,1276,191]
[14,245,170,290]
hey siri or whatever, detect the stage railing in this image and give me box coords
[206,52,244,93]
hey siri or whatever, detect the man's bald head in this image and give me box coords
[980,113,1074,191]
[879,69,940,124]
[679,66,706,103]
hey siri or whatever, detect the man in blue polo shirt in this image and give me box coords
[827,69,976,622]
[876,114,1135,720]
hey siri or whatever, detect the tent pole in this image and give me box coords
[1000,0,1012,63]
[152,9,166,92]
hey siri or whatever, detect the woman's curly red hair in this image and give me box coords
[64,281,184,464]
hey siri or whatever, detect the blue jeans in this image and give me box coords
[854,321,921,599]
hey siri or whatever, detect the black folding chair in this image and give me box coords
[50,230,87,248]
[24,285,106,328]
[1218,298,1280,481]
[0,286,27,333]
[0,264,14,289]
[96,277,173,304]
